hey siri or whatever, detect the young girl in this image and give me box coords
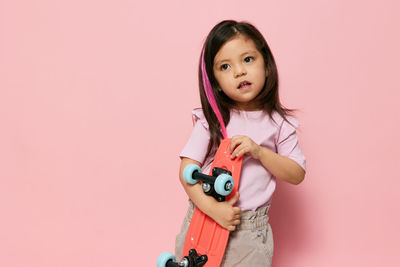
[175,20,306,266]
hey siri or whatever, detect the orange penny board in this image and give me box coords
[182,138,243,266]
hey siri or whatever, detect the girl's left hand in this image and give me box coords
[230,135,261,160]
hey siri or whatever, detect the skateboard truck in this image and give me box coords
[157,249,208,267]
[183,164,234,202]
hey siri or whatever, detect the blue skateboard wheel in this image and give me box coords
[183,164,201,184]
[157,252,175,267]
[214,174,234,196]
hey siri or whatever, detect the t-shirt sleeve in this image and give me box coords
[179,109,210,165]
[276,116,307,172]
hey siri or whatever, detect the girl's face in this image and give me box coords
[213,34,267,111]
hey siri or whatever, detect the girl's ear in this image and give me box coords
[265,69,269,77]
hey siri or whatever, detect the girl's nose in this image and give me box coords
[234,64,247,78]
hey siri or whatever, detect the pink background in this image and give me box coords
[1,0,399,266]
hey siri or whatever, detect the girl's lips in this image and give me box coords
[238,83,251,90]
[238,81,252,90]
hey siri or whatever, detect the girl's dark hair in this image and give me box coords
[199,20,296,161]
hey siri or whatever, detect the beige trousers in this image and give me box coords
[175,200,273,266]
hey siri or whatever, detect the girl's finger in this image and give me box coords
[232,146,247,158]
[229,137,237,152]
[230,145,242,158]
[233,207,241,214]
[229,136,243,153]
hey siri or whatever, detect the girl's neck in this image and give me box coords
[231,103,263,112]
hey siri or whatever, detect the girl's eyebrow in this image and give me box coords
[214,50,257,66]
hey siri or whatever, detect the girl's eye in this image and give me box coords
[220,64,230,71]
[244,56,254,63]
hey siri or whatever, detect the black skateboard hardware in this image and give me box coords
[165,249,208,267]
[193,167,233,202]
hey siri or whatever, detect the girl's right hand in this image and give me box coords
[209,192,241,231]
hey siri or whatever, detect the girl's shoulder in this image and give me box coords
[270,110,300,129]
[191,108,209,129]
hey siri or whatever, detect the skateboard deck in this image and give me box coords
[182,138,243,266]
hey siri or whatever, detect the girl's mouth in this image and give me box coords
[238,81,251,90]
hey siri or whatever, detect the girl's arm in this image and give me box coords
[229,136,305,185]
[179,157,241,231]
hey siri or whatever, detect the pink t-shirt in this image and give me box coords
[180,108,306,211]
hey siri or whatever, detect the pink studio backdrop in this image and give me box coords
[1,0,399,266]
